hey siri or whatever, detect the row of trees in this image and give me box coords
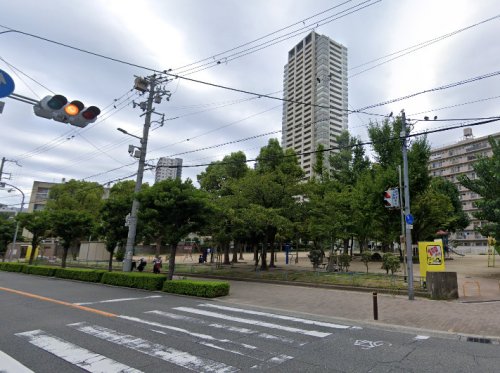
[5,117,489,279]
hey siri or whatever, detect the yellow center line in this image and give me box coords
[0,286,117,318]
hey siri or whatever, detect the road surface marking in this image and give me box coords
[15,329,142,372]
[0,287,117,317]
[0,350,35,373]
[68,322,238,373]
[147,310,303,346]
[199,303,352,329]
[354,340,391,350]
[75,295,162,305]
[414,335,430,340]
[174,306,331,338]
[250,354,294,370]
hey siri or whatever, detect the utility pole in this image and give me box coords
[122,75,170,272]
[398,165,407,281]
[0,157,21,182]
[401,110,414,300]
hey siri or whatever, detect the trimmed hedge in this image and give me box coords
[101,272,166,291]
[22,265,56,277]
[54,268,106,283]
[162,280,230,298]
[0,262,25,272]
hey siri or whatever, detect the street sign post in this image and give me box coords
[0,69,15,98]
[405,214,414,225]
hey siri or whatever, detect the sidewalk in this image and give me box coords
[207,253,500,338]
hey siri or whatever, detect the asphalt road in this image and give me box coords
[1,271,499,372]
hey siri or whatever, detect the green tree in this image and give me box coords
[49,210,93,268]
[99,180,135,271]
[45,180,104,267]
[234,139,303,269]
[0,213,16,260]
[198,151,249,264]
[459,137,500,251]
[16,210,51,265]
[428,177,469,233]
[198,151,248,196]
[137,179,212,280]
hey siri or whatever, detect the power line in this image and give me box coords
[6,115,499,208]
[174,0,380,76]
[172,0,355,72]
[353,70,500,113]
[174,116,500,169]
[348,14,500,78]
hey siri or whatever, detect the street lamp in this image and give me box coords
[3,183,25,261]
[117,127,142,141]
[116,124,149,272]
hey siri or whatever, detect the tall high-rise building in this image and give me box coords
[155,157,182,183]
[281,31,348,179]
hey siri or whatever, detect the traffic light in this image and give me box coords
[33,95,100,128]
[383,188,400,208]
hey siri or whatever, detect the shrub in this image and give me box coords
[308,249,324,268]
[162,280,229,298]
[0,262,25,272]
[371,252,382,261]
[338,253,352,272]
[382,253,401,275]
[361,251,372,273]
[101,272,166,291]
[22,265,56,277]
[54,268,106,283]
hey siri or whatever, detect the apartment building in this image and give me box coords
[155,157,183,183]
[429,128,500,253]
[281,31,348,178]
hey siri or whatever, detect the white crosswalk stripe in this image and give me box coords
[146,309,305,346]
[13,303,352,371]
[15,329,142,373]
[199,303,354,329]
[68,322,238,373]
[0,350,35,373]
[173,306,332,337]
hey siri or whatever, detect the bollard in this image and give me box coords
[373,292,378,320]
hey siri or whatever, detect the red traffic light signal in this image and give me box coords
[33,95,100,128]
[383,188,400,208]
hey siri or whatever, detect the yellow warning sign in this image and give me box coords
[418,241,445,279]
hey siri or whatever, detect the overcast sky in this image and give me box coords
[1,0,499,209]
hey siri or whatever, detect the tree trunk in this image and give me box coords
[232,242,239,263]
[239,242,245,260]
[155,236,162,257]
[108,245,114,272]
[223,242,230,265]
[269,240,276,268]
[260,238,268,271]
[61,246,69,268]
[29,235,38,265]
[167,244,178,280]
[253,243,259,267]
[343,238,349,254]
[350,236,354,256]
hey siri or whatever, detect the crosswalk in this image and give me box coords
[3,302,427,372]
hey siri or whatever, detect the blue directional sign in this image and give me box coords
[405,214,414,225]
[0,69,15,98]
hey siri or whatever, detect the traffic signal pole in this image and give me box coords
[401,110,414,300]
[122,76,157,272]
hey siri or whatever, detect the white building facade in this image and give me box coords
[155,157,182,183]
[281,31,348,178]
[429,128,500,254]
